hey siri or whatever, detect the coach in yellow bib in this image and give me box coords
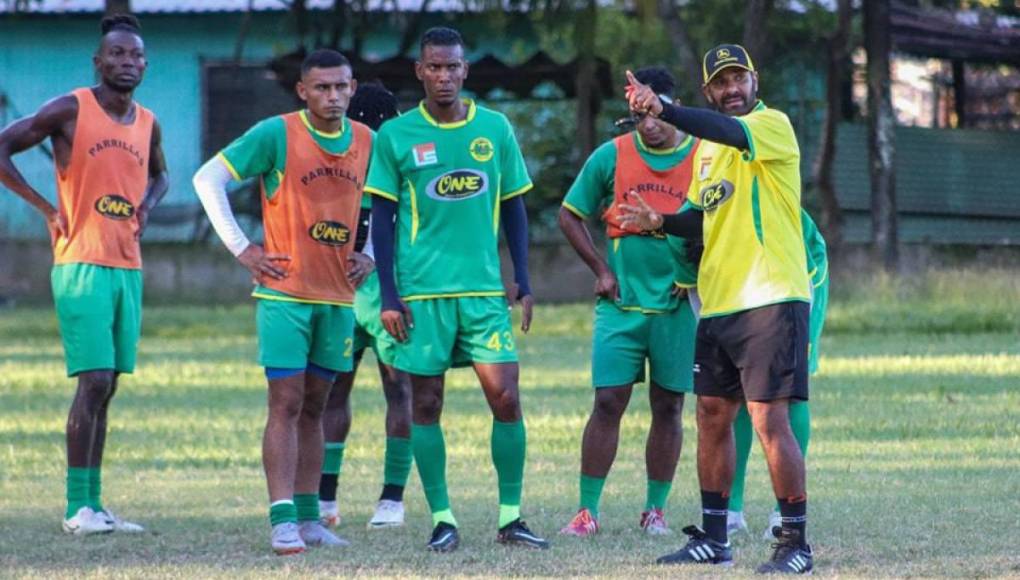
[621,44,814,574]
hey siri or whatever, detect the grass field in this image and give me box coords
[1,268,1018,578]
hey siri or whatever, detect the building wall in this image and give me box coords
[0,13,294,239]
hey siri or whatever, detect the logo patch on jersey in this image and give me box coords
[700,180,735,211]
[309,220,351,246]
[425,169,489,202]
[413,142,438,167]
[699,156,713,180]
[94,194,135,220]
[469,137,494,162]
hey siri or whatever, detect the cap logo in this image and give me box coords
[716,48,731,60]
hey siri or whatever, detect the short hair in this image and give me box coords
[301,49,351,76]
[420,27,464,54]
[347,83,399,131]
[100,14,141,37]
[633,66,676,99]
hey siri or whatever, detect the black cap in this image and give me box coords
[702,44,755,85]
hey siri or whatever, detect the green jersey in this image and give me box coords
[802,210,829,373]
[364,100,532,300]
[562,132,699,313]
[218,111,369,304]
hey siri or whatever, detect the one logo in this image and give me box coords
[469,137,494,162]
[308,220,351,246]
[413,142,438,167]
[425,169,488,201]
[700,179,735,211]
[693,363,701,374]
[94,194,135,220]
[716,48,731,60]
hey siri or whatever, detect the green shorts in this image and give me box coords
[352,272,397,367]
[256,296,355,372]
[394,295,517,375]
[591,299,697,393]
[51,263,142,377]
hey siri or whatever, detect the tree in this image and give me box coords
[810,0,851,255]
[863,0,898,271]
[105,0,130,14]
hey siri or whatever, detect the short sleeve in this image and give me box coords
[364,126,400,202]
[218,117,284,181]
[735,108,799,164]
[499,116,533,200]
[562,141,616,218]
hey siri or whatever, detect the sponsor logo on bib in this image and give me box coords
[413,142,438,167]
[469,137,494,162]
[425,169,488,201]
[308,220,351,246]
[94,194,135,220]
[700,180,735,211]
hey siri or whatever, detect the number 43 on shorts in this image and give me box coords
[486,331,515,352]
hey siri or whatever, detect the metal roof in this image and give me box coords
[6,0,471,14]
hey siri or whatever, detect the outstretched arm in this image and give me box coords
[625,70,748,150]
[0,95,77,237]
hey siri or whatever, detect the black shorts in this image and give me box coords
[693,301,809,402]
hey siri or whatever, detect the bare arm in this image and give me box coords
[557,206,619,301]
[0,95,77,236]
[136,119,170,239]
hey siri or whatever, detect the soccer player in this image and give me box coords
[726,211,828,538]
[365,26,548,552]
[0,14,167,536]
[557,66,700,538]
[192,49,373,555]
[318,83,415,530]
[622,44,815,573]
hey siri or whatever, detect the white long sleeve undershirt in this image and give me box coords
[192,156,250,257]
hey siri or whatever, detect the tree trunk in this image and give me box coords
[810,0,851,256]
[105,0,131,14]
[951,59,967,128]
[656,0,705,105]
[863,0,898,271]
[574,0,600,162]
[741,0,774,68]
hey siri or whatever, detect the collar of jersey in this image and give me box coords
[418,99,476,129]
[299,109,346,139]
[635,131,694,156]
[743,100,767,115]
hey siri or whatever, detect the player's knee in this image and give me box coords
[75,372,116,411]
[593,389,628,420]
[696,397,736,432]
[650,389,684,418]
[750,406,792,444]
[414,390,444,421]
[268,391,304,421]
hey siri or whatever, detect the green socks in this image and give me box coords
[65,467,91,519]
[412,422,453,523]
[645,479,672,511]
[491,419,527,527]
[579,474,606,519]
[383,437,413,487]
[294,493,320,522]
[730,404,755,512]
[323,442,345,475]
[269,499,297,526]
[729,402,812,513]
[89,467,103,512]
